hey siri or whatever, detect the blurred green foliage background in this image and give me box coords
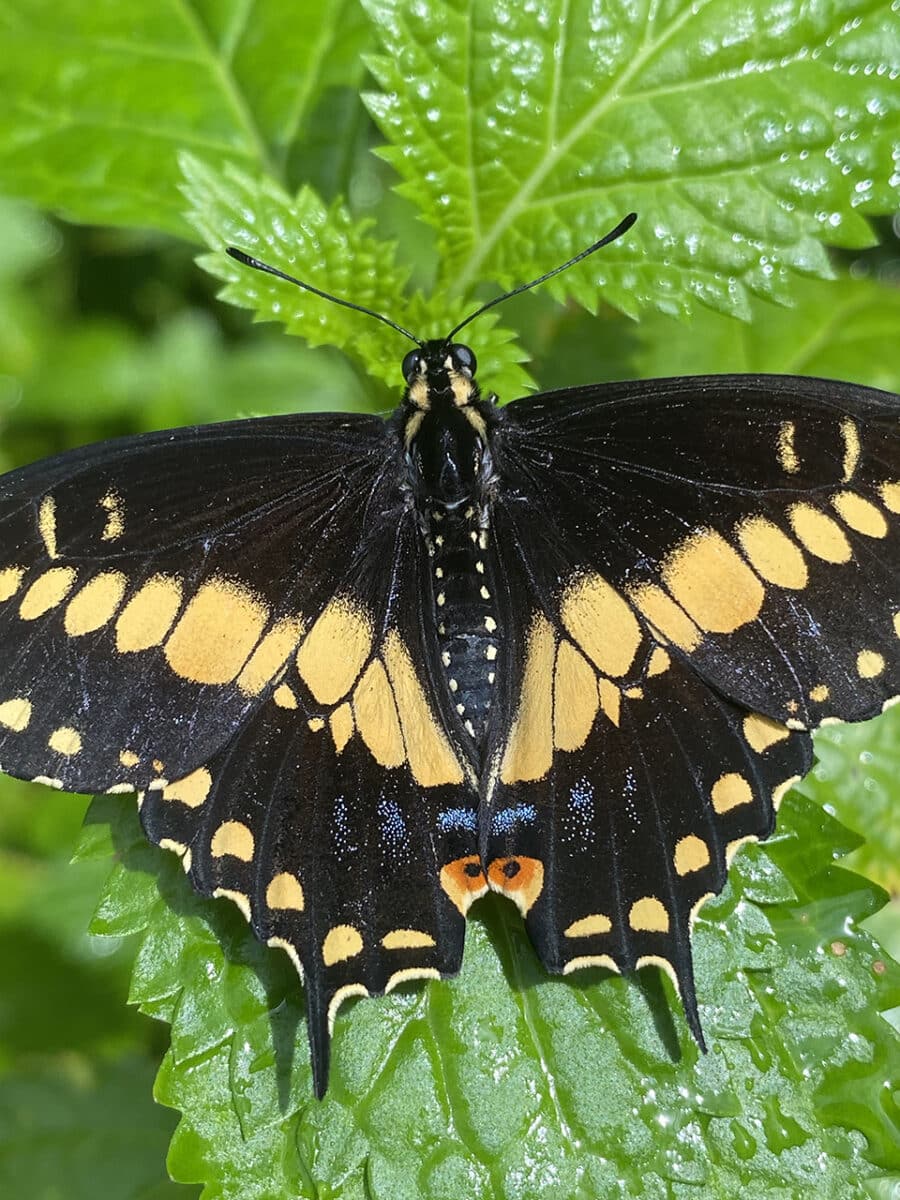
[0,0,898,1196]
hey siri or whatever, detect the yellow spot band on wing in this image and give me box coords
[20,567,77,620]
[628,583,702,651]
[553,640,599,752]
[736,517,807,589]
[330,702,354,753]
[788,504,852,563]
[831,491,888,538]
[49,726,81,756]
[353,657,405,768]
[99,489,125,541]
[382,929,436,950]
[742,712,791,753]
[383,630,464,786]
[237,617,305,696]
[629,896,670,933]
[857,649,885,678]
[878,481,900,512]
[598,677,621,727]
[0,566,25,602]
[38,496,58,559]
[115,574,182,652]
[166,577,268,684]
[560,573,642,677]
[840,418,860,482]
[273,683,297,709]
[64,571,127,636]
[296,597,373,706]
[776,421,799,473]
[500,613,555,783]
[662,529,764,633]
[564,913,612,938]
[674,835,711,875]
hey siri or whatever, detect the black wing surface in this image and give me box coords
[482,374,899,1037]
[0,414,478,1094]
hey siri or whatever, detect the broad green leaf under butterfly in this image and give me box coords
[363,0,899,319]
[0,0,371,235]
[80,791,900,1200]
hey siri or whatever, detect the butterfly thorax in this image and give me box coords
[400,339,501,754]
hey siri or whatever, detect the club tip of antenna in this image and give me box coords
[226,246,255,266]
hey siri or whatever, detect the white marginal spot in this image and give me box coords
[213,886,252,922]
[327,984,370,1034]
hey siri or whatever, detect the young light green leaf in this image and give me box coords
[182,153,535,397]
[0,0,371,235]
[82,772,900,1199]
[363,0,899,320]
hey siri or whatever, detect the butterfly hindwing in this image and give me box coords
[141,678,476,1098]
[483,374,898,1025]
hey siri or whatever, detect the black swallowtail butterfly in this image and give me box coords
[0,214,897,1097]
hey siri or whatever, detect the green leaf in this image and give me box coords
[182,153,534,399]
[633,272,900,391]
[363,0,899,319]
[800,706,900,893]
[0,0,372,235]
[81,774,900,1199]
[0,1057,190,1200]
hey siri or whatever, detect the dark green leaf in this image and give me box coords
[0,0,372,235]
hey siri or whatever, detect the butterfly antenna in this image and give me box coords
[226,247,423,346]
[445,211,638,342]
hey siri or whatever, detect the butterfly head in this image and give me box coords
[400,340,495,507]
[401,339,480,413]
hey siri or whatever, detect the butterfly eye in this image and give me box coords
[402,349,423,381]
[451,344,477,376]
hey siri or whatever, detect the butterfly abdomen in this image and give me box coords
[428,504,499,750]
